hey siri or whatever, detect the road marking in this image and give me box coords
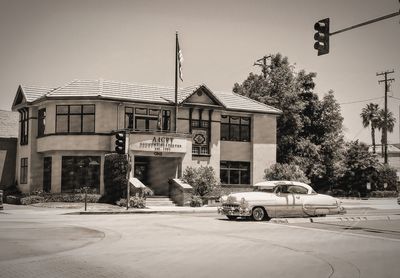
[270,222,400,243]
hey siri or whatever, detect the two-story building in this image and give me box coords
[11,79,281,197]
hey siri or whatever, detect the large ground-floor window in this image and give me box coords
[220,161,250,185]
[61,156,100,193]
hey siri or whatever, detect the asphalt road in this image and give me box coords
[1,203,400,278]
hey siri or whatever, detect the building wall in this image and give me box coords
[0,138,17,189]
[14,97,278,195]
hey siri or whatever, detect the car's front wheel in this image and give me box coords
[252,207,267,221]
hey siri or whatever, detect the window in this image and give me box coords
[20,158,28,184]
[125,107,171,132]
[56,105,95,133]
[125,107,134,129]
[38,108,46,137]
[220,161,250,185]
[61,156,100,193]
[221,115,251,142]
[19,108,29,145]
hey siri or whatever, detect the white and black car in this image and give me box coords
[218,181,346,221]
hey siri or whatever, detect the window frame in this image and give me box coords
[125,106,171,132]
[19,108,29,145]
[38,108,46,137]
[220,115,251,142]
[56,104,95,134]
[220,161,251,185]
[20,157,28,184]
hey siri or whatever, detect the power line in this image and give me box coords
[339,96,383,105]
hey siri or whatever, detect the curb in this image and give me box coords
[270,214,400,224]
[64,208,218,215]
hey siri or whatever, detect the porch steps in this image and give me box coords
[146,196,176,206]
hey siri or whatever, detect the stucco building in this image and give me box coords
[11,80,281,197]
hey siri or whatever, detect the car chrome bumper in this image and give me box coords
[218,206,252,217]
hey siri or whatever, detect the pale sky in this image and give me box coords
[0,0,399,144]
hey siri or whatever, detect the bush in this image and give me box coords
[264,163,310,183]
[189,195,203,207]
[43,193,101,203]
[20,195,45,205]
[182,166,219,197]
[116,197,146,208]
[370,191,398,198]
[373,165,398,191]
[102,154,128,204]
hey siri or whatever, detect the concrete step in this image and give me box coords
[146,196,176,206]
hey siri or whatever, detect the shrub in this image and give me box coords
[116,197,146,208]
[43,193,101,203]
[189,195,203,207]
[370,191,398,198]
[264,163,310,183]
[373,165,398,191]
[182,166,219,197]
[102,154,128,204]
[20,195,45,205]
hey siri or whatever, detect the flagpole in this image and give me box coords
[174,31,179,133]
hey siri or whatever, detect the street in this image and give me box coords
[1,200,400,278]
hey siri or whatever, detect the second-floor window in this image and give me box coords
[56,105,95,133]
[19,108,29,145]
[125,107,170,131]
[38,108,46,137]
[221,115,251,142]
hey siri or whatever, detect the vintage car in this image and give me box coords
[218,181,346,221]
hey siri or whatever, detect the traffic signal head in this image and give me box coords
[314,18,330,56]
[115,132,126,154]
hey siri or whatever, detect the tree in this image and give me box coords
[340,141,379,195]
[234,53,345,191]
[265,163,310,184]
[376,109,396,156]
[182,166,219,197]
[360,103,380,153]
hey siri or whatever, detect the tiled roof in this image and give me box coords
[215,91,282,114]
[21,79,281,114]
[0,110,19,138]
[20,85,57,102]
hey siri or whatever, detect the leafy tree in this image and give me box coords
[234,53,345,191]
[373,164,398,191]
[182,166,219,197]
[101,154,128,204]
[360,103,380,153]
[233,54,304,163]
[376,109,396,155]
[339,141,379,195]
[264,163,310,184]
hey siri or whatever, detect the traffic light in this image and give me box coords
[314,18,330,56]
[115,132,126,154]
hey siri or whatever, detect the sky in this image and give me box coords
[0,0,399,144]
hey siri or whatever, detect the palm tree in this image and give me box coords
[377,109,396,156]
[360,103,380,153]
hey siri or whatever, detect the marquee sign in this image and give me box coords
[130,134,187,153]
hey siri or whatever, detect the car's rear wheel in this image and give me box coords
[252,207,267,221]
[226,215,238,220]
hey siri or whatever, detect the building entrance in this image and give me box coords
[133,156,180,196]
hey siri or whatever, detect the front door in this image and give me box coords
[134,157,149,185]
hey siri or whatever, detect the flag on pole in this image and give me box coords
[177,39,183,81]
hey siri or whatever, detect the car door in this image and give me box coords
[274,184,296,217]
[288,185,310,217]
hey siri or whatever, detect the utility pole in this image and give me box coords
[377,70,395,164]
[254,55,271,78]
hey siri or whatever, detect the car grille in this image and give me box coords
[223,204,240,209]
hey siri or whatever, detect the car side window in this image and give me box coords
[287,185,308,194]
[275,184,289,194]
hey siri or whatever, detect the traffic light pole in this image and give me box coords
[330,11,400,36]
